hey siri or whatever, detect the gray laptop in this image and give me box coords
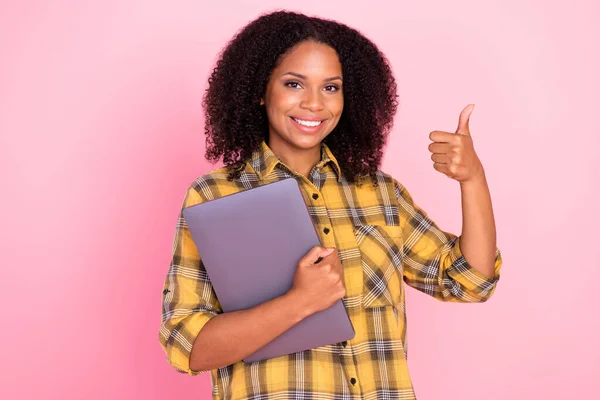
[182,177,355,363]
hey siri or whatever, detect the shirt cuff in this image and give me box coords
[168,311,218,376]
[446,238,502,301]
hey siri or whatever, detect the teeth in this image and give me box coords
[293,118,322,127]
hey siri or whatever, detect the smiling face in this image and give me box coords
[261,40,344,158]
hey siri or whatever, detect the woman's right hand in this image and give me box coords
[288,246,346,316]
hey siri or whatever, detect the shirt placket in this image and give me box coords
[301,172,336,250]
[336,343,362,397]
[306,167,363,397]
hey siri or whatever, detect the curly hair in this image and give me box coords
[202,10,398,183]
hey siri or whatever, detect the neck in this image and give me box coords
[267,137,321,178]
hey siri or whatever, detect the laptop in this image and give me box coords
[182,177,355,363]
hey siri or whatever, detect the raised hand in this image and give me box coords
[428,104,484,183]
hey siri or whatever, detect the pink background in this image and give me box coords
[1,0,598,399]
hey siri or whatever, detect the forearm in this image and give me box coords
[458,170,497,278]
[189,290,312,372]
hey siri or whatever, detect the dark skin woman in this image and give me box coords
[160,10,501,400]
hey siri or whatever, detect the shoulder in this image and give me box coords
[353,169,404,191]
[184,164,257,207]
[353,169,414,205]
[188,166,232,196]
[374,169,410,188]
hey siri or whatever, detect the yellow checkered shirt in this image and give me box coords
[159,140,502,399]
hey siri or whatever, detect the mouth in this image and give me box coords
[290,116,326,134]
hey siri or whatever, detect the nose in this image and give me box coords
[299,88,325,112]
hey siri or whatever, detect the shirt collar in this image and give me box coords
[250,140,342,182]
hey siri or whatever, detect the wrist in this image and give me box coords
[282,289,313,323]
[460,167,486,187]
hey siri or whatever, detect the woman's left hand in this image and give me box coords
[428,104,485,183]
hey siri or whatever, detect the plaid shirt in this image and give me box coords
[159,140,502,399]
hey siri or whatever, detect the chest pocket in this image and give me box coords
[354,224,404,308]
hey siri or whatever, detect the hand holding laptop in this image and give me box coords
[182,178,355,362]
[287,246,346,317]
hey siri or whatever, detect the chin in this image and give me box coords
[288,134,326,150]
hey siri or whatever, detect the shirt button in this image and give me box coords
[323,227,330,234]
[350,378,357,385]
[312,193,319,200]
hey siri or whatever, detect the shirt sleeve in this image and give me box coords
[394,179,502,303]
[158,185,222,376]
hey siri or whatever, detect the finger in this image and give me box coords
[456,104,474,136]
[337,258,346,286]
[433,162,449,174]
[429,130,455,143]
[328,252,345,284]
[302,246,335,266]
[317,248,339,267]
[428,142,452,154]
[431,153,448,164]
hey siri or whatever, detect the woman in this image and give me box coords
[159,10,502,400]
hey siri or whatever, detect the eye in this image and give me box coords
[285,81,302,89]
[324,85,340,92]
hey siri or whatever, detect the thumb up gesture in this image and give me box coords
[428,104,485,183]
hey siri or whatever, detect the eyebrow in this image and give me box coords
[282,72,343,82]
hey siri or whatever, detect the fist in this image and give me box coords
[289,246,346,316]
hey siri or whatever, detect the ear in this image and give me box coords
[260,98,265,106]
